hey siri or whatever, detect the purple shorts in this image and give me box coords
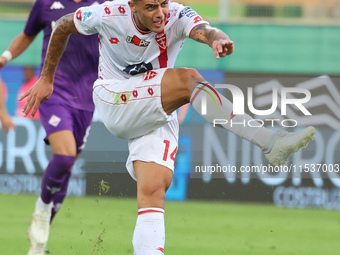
[39,101,94,154]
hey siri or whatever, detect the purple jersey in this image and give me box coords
[24,0,106,111]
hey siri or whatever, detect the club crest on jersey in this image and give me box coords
[126,35,150,47]
[48,115,61,127]
[155,32,167,50]
[143,71,158,81]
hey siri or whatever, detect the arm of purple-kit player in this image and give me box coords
[19,13,81,118]
[0,32,36,69]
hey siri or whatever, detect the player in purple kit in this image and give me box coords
[0,0,106,254]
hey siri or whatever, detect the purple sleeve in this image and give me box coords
[24,0,44,36]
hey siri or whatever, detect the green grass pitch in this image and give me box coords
[0,194,339,254]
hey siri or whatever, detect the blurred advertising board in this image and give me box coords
[1,73,339,210]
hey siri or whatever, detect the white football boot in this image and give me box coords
[27,200,53,255]
[264,126,316,166]
[28,226,47,255]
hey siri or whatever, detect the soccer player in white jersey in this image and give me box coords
[20,0,316,253]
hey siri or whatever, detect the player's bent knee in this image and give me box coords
[174,68,204,95]
[162,68,203,107]
[175,68,201,84]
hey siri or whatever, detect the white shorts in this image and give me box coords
[126,116,179,181]
[92,68,179,180]
[93,68,175,139]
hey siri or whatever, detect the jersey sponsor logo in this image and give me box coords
[179,6,198,19]
[126,35,150,47]
[118,6,126,14]
[109,38,119,44]
[143,71,158,81]
[76,10,82,21]
[48,115,61,127]
[123,62,153,75]
[82,10,93,22]
[50,1,64,10]
[155,32,167,50]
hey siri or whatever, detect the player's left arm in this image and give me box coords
[189,24,234,59]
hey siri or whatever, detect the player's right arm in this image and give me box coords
[20,13,80,117]
[0,0,44,69]
[0,33,36,69]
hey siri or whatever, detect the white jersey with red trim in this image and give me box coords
[73,0,209,81]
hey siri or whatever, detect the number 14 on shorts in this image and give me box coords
[163,140,177,164]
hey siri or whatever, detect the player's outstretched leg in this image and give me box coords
[28,154,75,255]
[161,68,316,166]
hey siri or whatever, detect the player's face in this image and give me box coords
[129,0,169,33]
